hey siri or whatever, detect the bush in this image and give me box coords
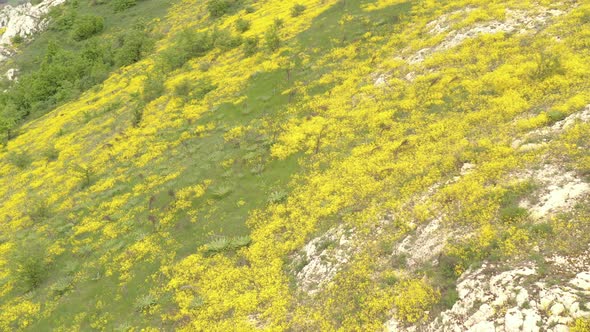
[192,78,217,100]
[291,4,306,17]
[207,0,231,18]
[174,79,192,98]
[142,73,166,103]
[547,110,566,123]
[265,27,280,52]
[135,294,157,313]
[114,29,155,67]
[212,28,242,50]
[14,242,48,291]
[235,18,251,33]
[7,150,32,169]
[112,0,137,12]
[243,36,259,56]
[499,206,528,222]
[71,15,104,41]
[203,235,251,254]
[158,29,214,71]
[11,34,24,45]
[51,276,74,295]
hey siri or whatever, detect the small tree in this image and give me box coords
[265,27,280,52]
[291,4,306,17]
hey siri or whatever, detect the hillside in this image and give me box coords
[1,0,590,331]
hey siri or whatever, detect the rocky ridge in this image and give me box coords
[0,0,65,62]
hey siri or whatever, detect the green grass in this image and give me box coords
[3,0,418,329]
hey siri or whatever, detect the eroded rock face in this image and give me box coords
[0,0,66,61]
[408,8,567,64]
[292,225,358,294]
[386,250,590,332]
[518,164,590,220]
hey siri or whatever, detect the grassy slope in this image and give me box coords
[0,0,589,331]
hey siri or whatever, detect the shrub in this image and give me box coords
[212,184,233,198]
[174,79,192,98]
[51,276,74,295]
[27,198,51,222]
[48,6,76,31]
[212,28,242,50]
[235,18,251,33]
[547,110,566,123]
[192,78,217,100]
[291,4,306,17]
[71,15,104,41]
[499,206,529,222]
[243,36,259,56]
[112,0,137,12]
[203,235,251,254]
[204,237,230,253]
[268,190,287,204]
[142,73,166,103]
[11,34,24,45]
[7,151,32,169]
[207,0,231,18]
[393,279,440,323]
[158,29,214,71]
[114,29,155,67]
[14,242,48,291]
[135,294,157,313]
[265,27,280,52]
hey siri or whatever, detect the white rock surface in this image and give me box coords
[386,254,590,332]
[409,8,566,64]
[518,163,589,220]
[293,225,357,294]
[0,0,66,61]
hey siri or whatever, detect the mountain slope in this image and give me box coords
[1,0,590,331]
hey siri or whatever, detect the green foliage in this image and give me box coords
[499,206,529,223]
[51,276,74,296]
[265,26,280,52]
[13,241,49,291]
[533,51,564,79]
[267,190,287,204]
[235,18,251,33]
[113,27,155,67]
[203,235,252,254]
[112,0,137,12]
[547,110,566,123]
[192,78,217,100]
[42,146,60,162]
[207,0,231,18]
[159,29,214,70]
[290,4,306,17]
[27,198,51,222]
[131,102,145,127]
[173,79,192,98]
[212,184,233,198]
[134,294,157,313]
[0,4,158,142]
[142,73,166,103]
[71,15,104,41]
[243,36,259,56]
[7,150,32,169]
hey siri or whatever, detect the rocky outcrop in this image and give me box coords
[291,225,358,294]
[0,0,66,62]
[387,249,590,331]
[408,8,567,64]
